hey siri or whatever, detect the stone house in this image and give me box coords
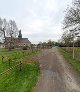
[5,30,31,48]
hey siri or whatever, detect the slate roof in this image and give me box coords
[5,37,31,45]
[17,38,31,44]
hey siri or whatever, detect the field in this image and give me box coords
[59,47,80,72]
[0,49,40,92]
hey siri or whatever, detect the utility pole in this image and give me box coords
[72,27,80,59]
[73,29,75,59]
[70,29,75,59]
[72,28,79,59]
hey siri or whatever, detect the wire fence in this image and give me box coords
[0,49,40,92]
[0,61,22,76]
[0,50,39,73]
[0,59,25,92]
[61,47,80,61]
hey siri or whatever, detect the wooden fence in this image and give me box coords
[0,61,22,76]
[61,47,80,61]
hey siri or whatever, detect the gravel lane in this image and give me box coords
[35,48,80,92]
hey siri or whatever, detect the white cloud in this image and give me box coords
[29,19,44,30]
[0,0,72,43]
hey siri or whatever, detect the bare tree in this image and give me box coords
[63,0,80,31]
[63,0,80,43]
[7,20,18,37]
[61,30,73,47]
[47,40,54,48]
[62,0,80,59]
[0,18,7,44]
[7,20,18,50]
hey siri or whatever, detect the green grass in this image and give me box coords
[61,47,80,52]
[0,49,40,92]
[0,50,40,73]
[0,48,9,52]
[59,48,80,72]
[0,63,40,92]
[0,48,22,52]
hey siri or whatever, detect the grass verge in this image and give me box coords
[0,50,40,72]
[0,62,40,92]
[59,48,80,72]
[0,50,40,92]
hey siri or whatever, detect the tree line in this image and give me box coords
[36,40,59,49]
[59,0,80,47]
[0,17,18,50]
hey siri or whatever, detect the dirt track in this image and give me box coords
[35,47,80,92]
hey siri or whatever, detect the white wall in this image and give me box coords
[0,44,5,48]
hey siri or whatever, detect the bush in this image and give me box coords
[22,46,27,50]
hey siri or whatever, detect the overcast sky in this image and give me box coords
[0,0,72,43]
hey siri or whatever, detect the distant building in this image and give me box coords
[16,30,31,47]
[5,30,31,48]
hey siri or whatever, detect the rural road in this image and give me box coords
[35,48,80,92]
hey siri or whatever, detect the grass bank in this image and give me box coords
[59,48,80,72]
[0,63,40,92]
[0,49,40,92]
[0,50,40,72]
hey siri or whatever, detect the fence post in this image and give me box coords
[19,61,22,71]
[8,58,11,66]
[23,51,25,57]
[2,56,4,63]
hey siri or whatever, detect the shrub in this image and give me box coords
[22,46,27,50]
